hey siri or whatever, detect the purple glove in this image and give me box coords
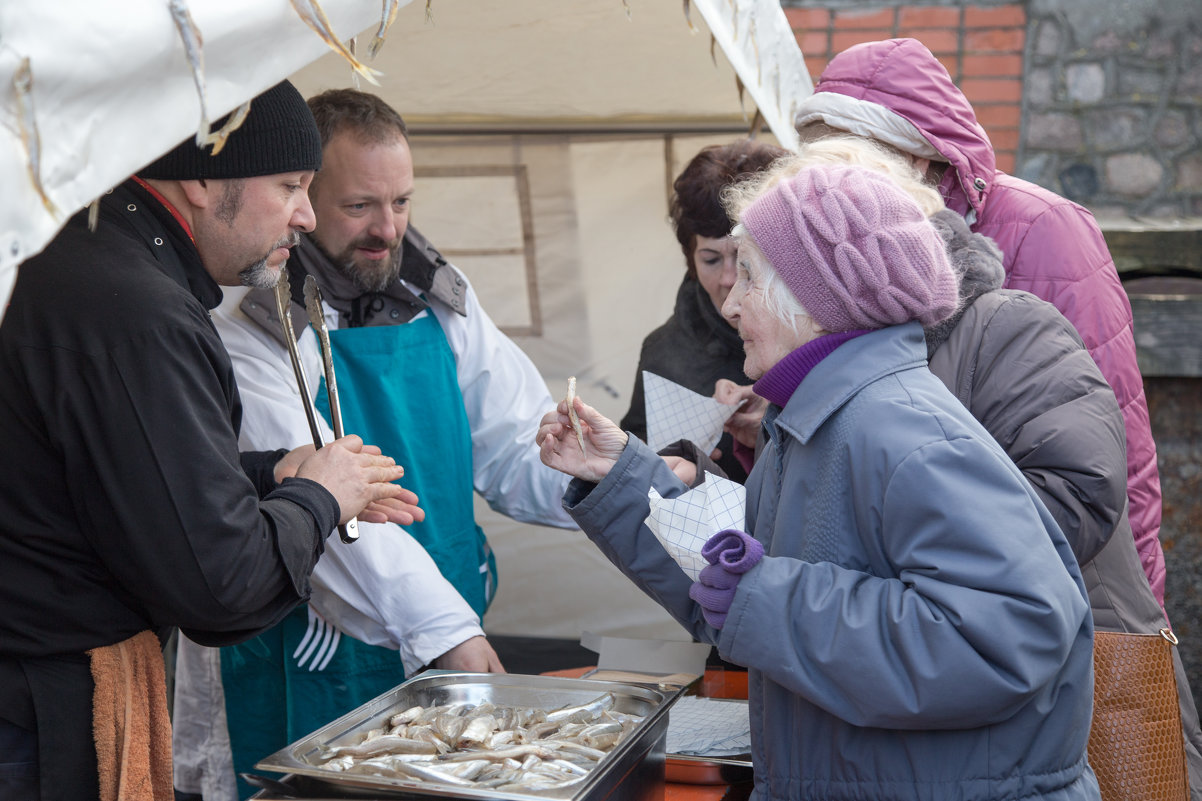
[688,529,764,629]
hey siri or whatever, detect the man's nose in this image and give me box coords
[292,193,316,233]
[368,209,398,243]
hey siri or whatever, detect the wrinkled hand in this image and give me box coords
[536,395,627,483]
[432,635,506,673]
[294,435,408,525]
[662,455,697,486]
[360,487,426,527]
[714,379,767,450]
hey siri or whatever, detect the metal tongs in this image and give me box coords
[272,269,359,543]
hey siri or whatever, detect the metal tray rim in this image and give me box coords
[255,670,683,801]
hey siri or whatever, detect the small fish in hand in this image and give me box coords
[290,0,382,85]
[565,377,586,455]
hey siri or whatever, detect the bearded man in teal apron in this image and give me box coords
[171,90,577,801]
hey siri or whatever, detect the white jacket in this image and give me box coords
[173,270,573,799]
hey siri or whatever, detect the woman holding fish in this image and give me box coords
[538,161,1100,801]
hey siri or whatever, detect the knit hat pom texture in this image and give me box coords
[741,164,958,333]
[140,80,322,181]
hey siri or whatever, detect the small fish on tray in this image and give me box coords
[313,692,641,793]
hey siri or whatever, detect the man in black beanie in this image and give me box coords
[0,80,418,801]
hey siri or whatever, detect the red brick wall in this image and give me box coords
[784,5,1026,174]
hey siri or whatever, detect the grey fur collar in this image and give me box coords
[924,209,1006,357]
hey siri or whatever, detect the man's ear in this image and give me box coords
[178,178,210,209]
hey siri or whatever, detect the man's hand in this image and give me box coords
[431,635,506,673]
[536,395,627,483]
[662,455,697,486]
[360,492,426,527]
[714,379,767,450]
[274,444,316,484]
[294,435,409,525]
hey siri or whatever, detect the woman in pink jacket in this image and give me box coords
[792,37,1167,610]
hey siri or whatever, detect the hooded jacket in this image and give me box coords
[567,324,1098,801]
[925,212,1202,795]
[796,37,1166,607]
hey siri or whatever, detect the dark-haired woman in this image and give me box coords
[619,139,786,482]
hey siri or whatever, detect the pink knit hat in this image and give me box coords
[740,164,958,332]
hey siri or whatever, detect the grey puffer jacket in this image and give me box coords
[925,211,1202,797]
[567,323,1098,801]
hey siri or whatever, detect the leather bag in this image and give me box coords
[1088,628,1190,801]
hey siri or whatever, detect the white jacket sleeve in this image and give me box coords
[212,288,483,672]
[424,270,576,529]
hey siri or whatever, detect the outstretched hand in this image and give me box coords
[360,487,426,527]
[294,435,409,525]
[714,379,767,450]
[536,394,627,483]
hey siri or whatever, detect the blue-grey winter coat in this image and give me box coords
[565,322,1100,801]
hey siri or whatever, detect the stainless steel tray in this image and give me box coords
[255,670,684,800]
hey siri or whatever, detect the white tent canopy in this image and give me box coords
[1,0,811,646]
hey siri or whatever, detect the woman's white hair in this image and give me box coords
[731,224,810,335]
[722,135,944,221]
[722,136,948,334]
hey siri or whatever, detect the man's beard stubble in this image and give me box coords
[238,231,302,289]
[315,234,403,294]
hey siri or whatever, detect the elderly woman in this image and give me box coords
[538,163,1100,801]
[620,139,786,482]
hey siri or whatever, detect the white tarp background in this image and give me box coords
[1,0,810,644]
[0,0,392,313]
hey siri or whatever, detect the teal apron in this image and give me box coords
[222,310,496,798]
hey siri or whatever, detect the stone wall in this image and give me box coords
[781,0,1202,216]
[1023,0,1201,217]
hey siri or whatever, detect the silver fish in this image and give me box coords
[456,713,497,747]
[12,57,56,216]
[324,734,438,759]
[388,705,425,727]
[546,692,615,724]
[289,0,382,85]
[167,0,211,147]
[368,0,400,59]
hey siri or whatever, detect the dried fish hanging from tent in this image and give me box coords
[12,57,57,217]
[289,0,382,85]
[167,0,211,148]
[167,0,252,155]
[368,0,401,58]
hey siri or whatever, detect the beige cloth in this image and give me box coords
[88,630,173,801]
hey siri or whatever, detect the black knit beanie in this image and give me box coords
[140,80,322,180]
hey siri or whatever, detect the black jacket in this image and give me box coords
[0,180,338,800]
[620,277,750,482]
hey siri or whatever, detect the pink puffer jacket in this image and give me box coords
[798,37,1166,608]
